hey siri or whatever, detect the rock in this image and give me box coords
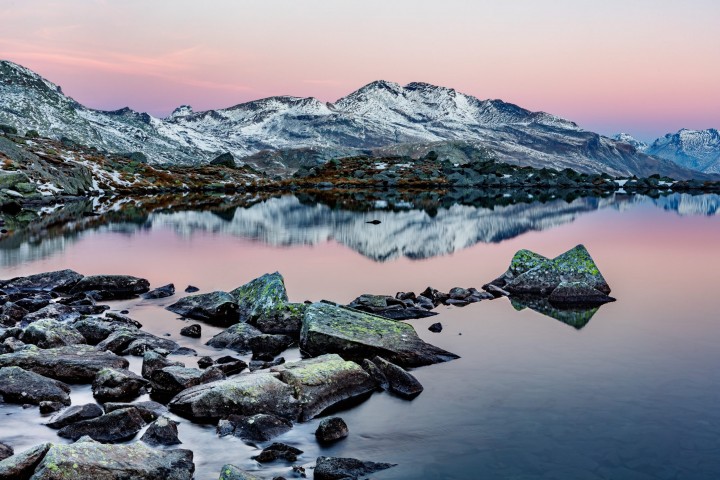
[57,407,147,442]
[96,327,179,356]
[419,287,449,305]
[548,281,616,306]
[142,283,175,299]
[503,245,611,296]
[20,319,86,348]
[0,366,71,405]
[315,417,349,443]
[70,275,150,300]
[168,372,299,421]
[104,311,143,328]
[254,303,307,337]
[371,357,424,399]
[47,403,104,429]
[274,354,375,421]
[218,465,262,480]
[197,356,214,369]
[428,322,443,333]
[361,359,389,389]
[92,368,149,401]
[70,318,119,345]
[0,443,12,462]
[483,284,510,298]
[166,291,239,325]
[206,322,263,353]
[300,303,459,368]
[150,366,212,398]
[0,344,129,383]
[123,151,148,163]
[141,350,184,379]
[252,443,303,463]
[449,287,470,299]
[13,294,51,313]
[180,323,201,338]
[489,249,551,288]
[210,152,237,168]
[373,307,438,320]
[20,303,81,325]
[445,298,468,306]
[184,285,199,293]
[249,334,294,361]
[0,442,51,480]
[314,456,396,480]
[31,439,194,479]
[0,269,83,294]
[249,357,285,372]
[141,416,182,446]
[104,401,165,422]
[38,400,64,414]
[217,413,292,441]
[0,302,27,325]
[230,272,289,323]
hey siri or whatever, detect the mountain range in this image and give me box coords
[614,129,720,174]
[0,60,712,179]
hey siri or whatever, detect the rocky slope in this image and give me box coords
[0,60,703,179]
[646,129,720,174]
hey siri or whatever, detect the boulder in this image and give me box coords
[70,275,150,300]
[0,443,12,462]
[166,291,239,325]
[254,302,306,337]
[38,401,64,414]
[47,403,104,429]
[206,322,263,353]
[0,345,129,383]
[347,294,437,320]
[487,249,550,289]
[370,357,423,399]
[361,359,388,390]
[0,302,27,325]
[180,323,201,338]
[142,283,175,299]
[197,356,214,369]
[314,456,396,480]
[151,366,216,398]
[252,442,303,463]
[141,416,182,446]
[315,417,349,443]
[548,281,616,306]
[57,407,147,442]
[0,366,71,405]
[249,334,293,361]
[0,442,51,480]
[300,303,459,368]
[31,438,194,479]
[428,322,443,333]
[274,354,375,421]
[92,368,149,401]
[210,152,236,168]
[168,373,299,421]
[218,465,262,480]
[216,413,292,442]
[230,273,288,323]
[20,319,86,348]
[0,270,83,294]
[21,303,81,325]
[96,327,179,356]
[104,401,165,423]
[249,357,284,372]
[142,350,184,379]
[13,294,51,313]
[104,312,143,328]
[71,318,122,345]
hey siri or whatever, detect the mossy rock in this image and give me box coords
[230,272,289,323]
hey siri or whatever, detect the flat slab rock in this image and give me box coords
[0,366,71,405]
[0,442,51,480]
[300,302,459,368]
[57,407,147,443]
[0,345,129,383]
[166,291,239,325]
[0,269,83,293]
[31,438,194,480]
[70,274,150,300]
[314,456,396,480]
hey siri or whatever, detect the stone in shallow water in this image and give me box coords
[249,333,293,361]
[300,302,459,368]
[142,283,175,299]
[315,417,349,443]
[230,272,289,322]
[216,413,293,442]
[0,443,12,461]
[92,367,149,401]
[370,356,423,399]
[218,464,262,480]
[0,366,71,405]
[548,281,616,306]
[31,438,194,480]
[47,403,104,429]
[252,442,303,463]
[57,407,147,442]
[0,269,83,293]
[70,274,150,300]
[313,456,396,480]
[166,291,239,325]
[20,319,86,349]
[141,415,182,446]
[0,442,51,479]
[180,323,201,338]
[206,322,263,353]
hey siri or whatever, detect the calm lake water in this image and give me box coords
[1,192,719,479]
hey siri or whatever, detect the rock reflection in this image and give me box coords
[510,295,601,330]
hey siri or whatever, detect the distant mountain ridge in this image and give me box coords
[0,60,707,179]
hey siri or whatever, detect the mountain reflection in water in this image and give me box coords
[1,192,719,268]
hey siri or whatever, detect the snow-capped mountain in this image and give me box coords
[645,129,720,174]
[0,60,706,178]
[612,133,649,152]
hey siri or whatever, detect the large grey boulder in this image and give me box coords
[31,438,194,479]
[300,303,459,368]
[141,350,184,379]
[548,281,616,305]
[140,416,181,446]
[92,368,149,401]
[166,291,239,325]
[218,465,262,480]
[0,366,71,405]
[210,152,236,168]
[206,322,262,353]
[0,269,83,294]
[254,302,307,337]
[216,413,292,442]
[21,304,81,325]
[168,373,299,421]
[70,275,150,300]
[95,327,178,356]
[20,319,86,349]
[150,366,220,397]
[57,407,147,442]
[230,273,288,323]
[46,403,104,429]
[370,356,423,399]
[0,345,129,383]
[275,354,375,421]
[0,442,51,480]
[314,456,396,480]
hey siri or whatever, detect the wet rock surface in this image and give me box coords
[46,403,104,429]
[252,442,303,463]
[313,456,396,480]
[57,406,147,442]
[218,464,263,480]
[206,322,263,353]
[70,274,150,300]
[315,417,349,443]
[167,291,239,324]
[0,366,71,405]
[0,442,51,480]
[142,283,175,299]
[216,413,293,442]
[141,415,182,446]
[369,356,424,399]
[92,367,149,401]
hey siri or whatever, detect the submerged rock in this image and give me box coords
[314,456,396,480]
[300,302,459,368]
[166,291,239,325]
[218,464,262,480]
[216,413,293,442]
[206,322,263,353]
[252,442,303,463]
[92,367,149,401]
[370,356,423,399]
[70,275,150,300]
[142,283,175,299]
[47,403,104,429]
[274,354,375,421]
[31,438,194,479]
[141,416,182,446]
[0,442,51,480]
[230,272,289,323]
[315,417,349,443]
[57,407,147,442]
[168,372,299,421]
[0,366,71,405]
[0,345,128,383]
[0,269,83,294]
[348,294,438,320]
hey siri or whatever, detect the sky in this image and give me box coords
[1,0,718,141]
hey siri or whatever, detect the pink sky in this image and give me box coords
[1,0,718,140]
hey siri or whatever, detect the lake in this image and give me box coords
[1,192,719,479]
